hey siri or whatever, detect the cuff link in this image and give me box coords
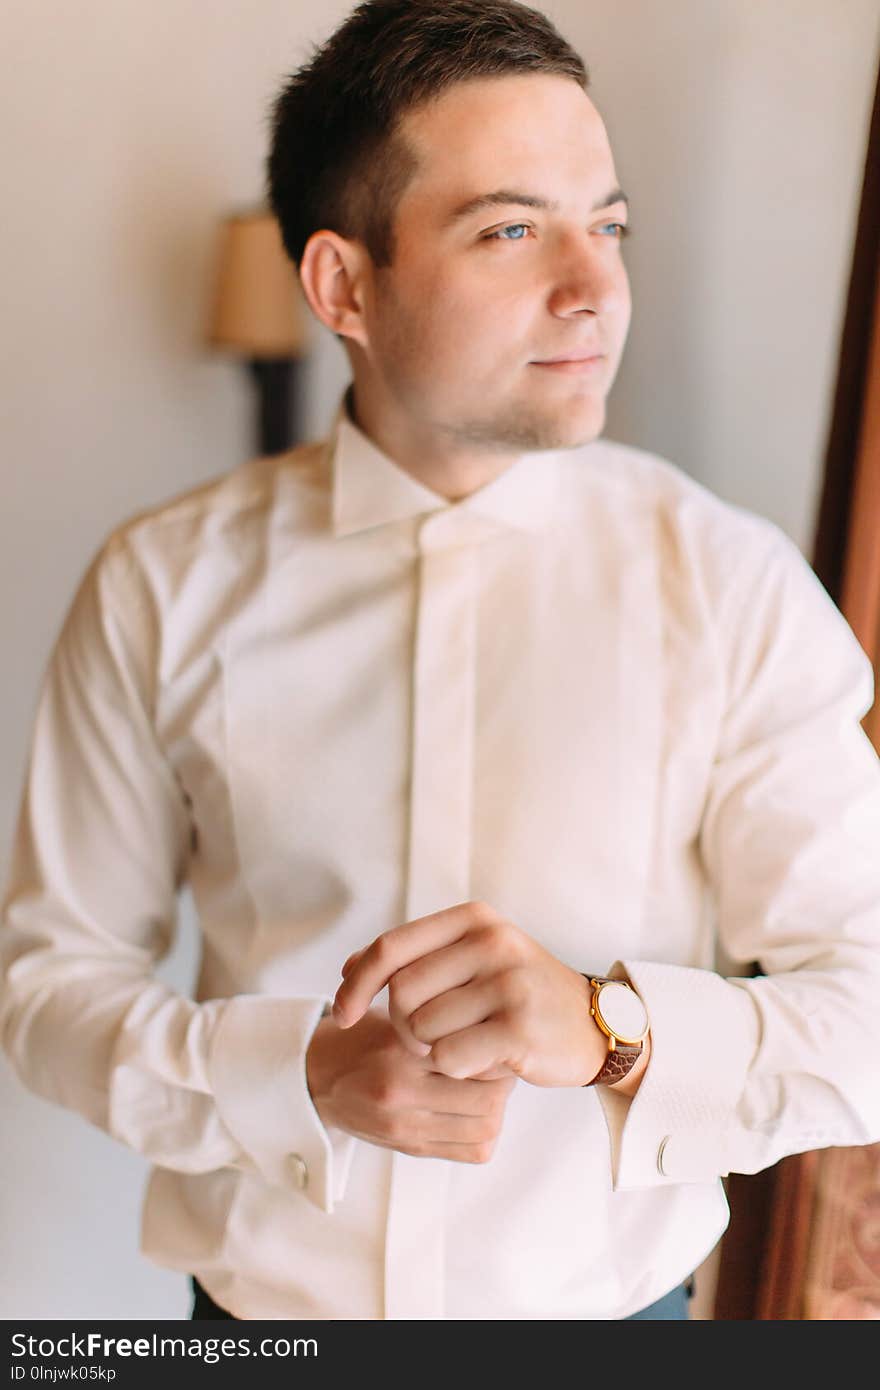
[657,1135,672,1176]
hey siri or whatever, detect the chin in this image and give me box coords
[550,415,607,450]
[519,401,607,452]
[445,396,606,453]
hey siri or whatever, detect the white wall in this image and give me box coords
[1,0,877,1320]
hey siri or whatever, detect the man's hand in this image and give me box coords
[331,900,608,1088]
[306,1007,517,1163]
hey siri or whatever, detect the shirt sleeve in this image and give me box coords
[601,520,880,1188]
[0,535,354,1214]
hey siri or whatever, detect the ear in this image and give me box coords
[298,230,371,349]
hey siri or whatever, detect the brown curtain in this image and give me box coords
[714,52,880,1320]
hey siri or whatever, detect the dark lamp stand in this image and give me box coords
[247,357,300,455]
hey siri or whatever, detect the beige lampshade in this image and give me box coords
[207,209,309,358]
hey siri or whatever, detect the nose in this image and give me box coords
[546,233,628,319]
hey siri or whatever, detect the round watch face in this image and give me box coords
[595,982,648,1044]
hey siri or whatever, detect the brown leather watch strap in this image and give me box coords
[585,1041,643,1087]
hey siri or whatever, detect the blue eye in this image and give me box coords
[489,223,531,241]
[483,221,630,243]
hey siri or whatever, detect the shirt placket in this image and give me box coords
[382,507,499,1320]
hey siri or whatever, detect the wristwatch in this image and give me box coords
[581,975,649,1087]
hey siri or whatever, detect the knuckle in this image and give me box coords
[372,933,395,966]
[467,899,495,921]
[499,964,529,1006]
[475,1113,494,1139]
[472,1140,495,1164]
[487,1103,506,1131]
[377,1040,400,1070]
[476,920,508,954]
[368,1075,399,1109]
[489,1096,508,1124]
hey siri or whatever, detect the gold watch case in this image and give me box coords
[588,977,650,1047]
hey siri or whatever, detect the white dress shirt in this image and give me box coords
[3,400,880,1320]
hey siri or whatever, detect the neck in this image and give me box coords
[347,382,521,503]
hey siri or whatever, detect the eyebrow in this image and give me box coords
[445,186,629,224]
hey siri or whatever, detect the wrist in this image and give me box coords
[573,970,609,1084]
[305,1015,338,1117]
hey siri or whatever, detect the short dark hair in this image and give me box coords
[265,0,588,269]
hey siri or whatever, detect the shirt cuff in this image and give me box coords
[598,959,760,1188]
[206,994,358,1214]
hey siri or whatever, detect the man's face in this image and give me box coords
[356,72,632,461]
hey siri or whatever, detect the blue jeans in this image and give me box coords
[625,1280,693,1320]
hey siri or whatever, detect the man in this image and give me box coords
[2,0,880,1323]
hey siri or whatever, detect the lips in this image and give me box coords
[530,353,605,373]
[534,352,604,363]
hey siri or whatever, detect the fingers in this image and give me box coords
[326,1014,517,1163]
[386,961,497,1056]
[339,947,365,979]
[422,1069,516,1115]
[399,976,498,1049]
[396,1073,517,1161]
[388,970,511,1063]
[428,1018,523,1081]
[389,1137,503,1164]
[332,900,496,1026]
[387,936,491,1027]
[467,1064,518,1081]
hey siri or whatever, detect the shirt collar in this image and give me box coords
[329,397,560,539]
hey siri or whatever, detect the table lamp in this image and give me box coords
[207,207,310,454]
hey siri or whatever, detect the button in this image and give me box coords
[287,1154,308,1189]
[657,1136,672,1176]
